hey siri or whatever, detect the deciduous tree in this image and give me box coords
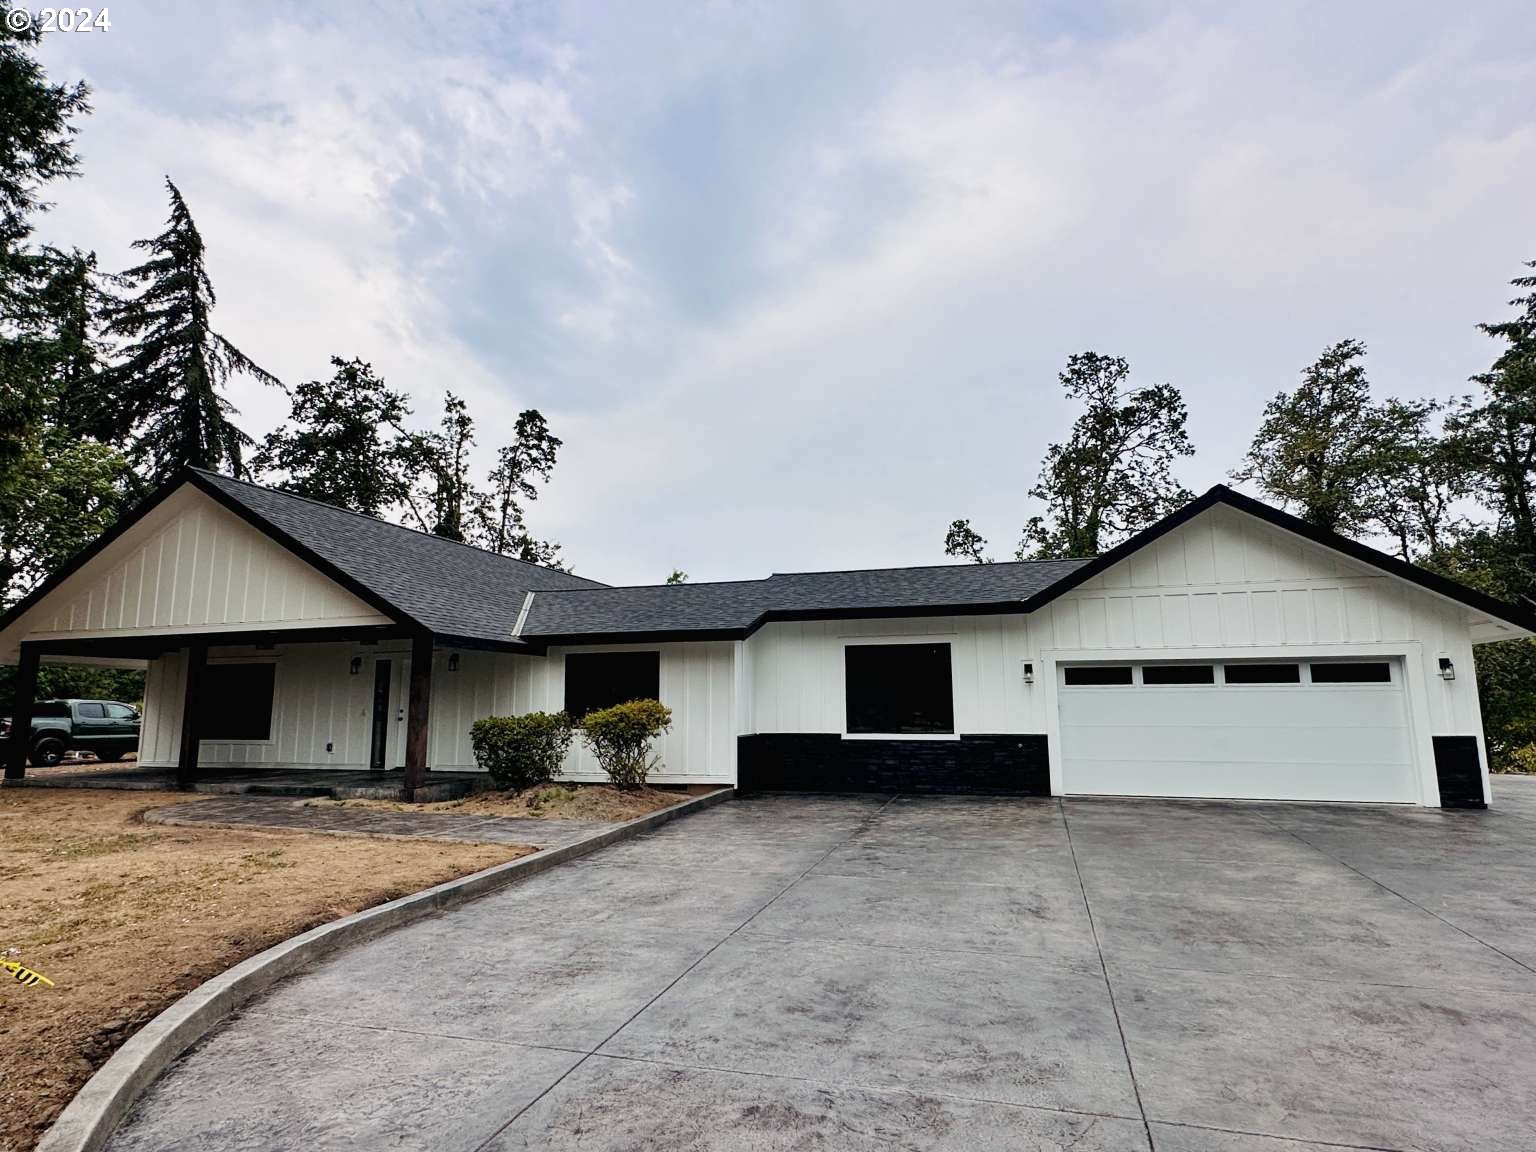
[1018,352,1193,559]
[254,357,413,516]
[1233,339,1389,534]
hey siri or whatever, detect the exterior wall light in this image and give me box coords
[1022,661,1035,685]
[349,656,362,675]
[448,653,460,672]
[1438,657,1455,681]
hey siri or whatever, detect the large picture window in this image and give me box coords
[198,662,276,741]
[564,651,661,720]
[845,643,954,735]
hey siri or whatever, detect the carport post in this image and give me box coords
[403,633,433,801]
[4,643,39,782]
[176,642,207,790]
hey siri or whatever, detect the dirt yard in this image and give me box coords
[303,782,693,822]
[0,788,531,1152]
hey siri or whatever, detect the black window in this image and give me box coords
[1309,661,1391,684]
[74,702,105,718]
[34,701,69,718]
[564,651,661,720]
[1063,665,1133,686]
[199,663,276,741]
[1140,665,1215,685]
[1223,663,1301,684]
[845,643,954,734]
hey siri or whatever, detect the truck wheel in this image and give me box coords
[29,737,66,767]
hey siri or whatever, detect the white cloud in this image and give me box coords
[32,1,1536,587]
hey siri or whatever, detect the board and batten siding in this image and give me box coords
[0,487,388,661]
[748,614,1035,735]
[140,639,737,784]
[744,506,1488,785]
[1044,505,1486,746]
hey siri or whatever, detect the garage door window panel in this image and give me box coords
[1309,661,1392,684]
[1140,665,1216,686]
[1223,663,1301,685]
[845,643,954,735]
[1063,666,1134,687]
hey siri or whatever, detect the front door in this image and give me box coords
[368,659,392,773]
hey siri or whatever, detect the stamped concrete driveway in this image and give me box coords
[107,780,1536,1152]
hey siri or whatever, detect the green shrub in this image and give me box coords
[469,711,574,790]
[1503,742,1536,775]
[579,698,672,789]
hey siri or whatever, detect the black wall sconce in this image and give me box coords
[349,656,362,675]
[1021,661,1035,685]
[1438,657,1455,681]
[447,653,460,672]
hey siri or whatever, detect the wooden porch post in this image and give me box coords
[176,642,207,790]
[403,633,433,801]
[4,644,40,782]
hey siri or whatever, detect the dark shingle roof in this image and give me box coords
[518,558,1093,640]
[193,471,605,642]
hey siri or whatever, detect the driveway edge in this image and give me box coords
[37,785,735,1152]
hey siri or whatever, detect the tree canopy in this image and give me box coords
[98,178,279,485]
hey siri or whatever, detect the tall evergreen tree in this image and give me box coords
[399,393,477,542]
[474,409,563,565]
[99,178,278,485]
[254,357,413,516]
[0,6,90,472]
[0,1,89,286]
[943,519,989,564]
[1232,339,1388,534]
[942,353,1192,562]
[1017,352,1193,559]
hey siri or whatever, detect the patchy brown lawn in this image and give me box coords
[303,782,692,822]
[0,789,530,1152]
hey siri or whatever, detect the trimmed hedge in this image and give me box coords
[469,711,574,790]
[579,698,672,789]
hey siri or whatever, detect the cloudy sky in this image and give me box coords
[31,0,1536,584]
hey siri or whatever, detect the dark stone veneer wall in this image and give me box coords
[737,733,1051,795]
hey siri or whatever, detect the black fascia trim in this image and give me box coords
[186,470,416,628]
[26,623,411,659]
[427,632,538,655]
[0,470,419,648]
[1015,485,1536,636]
[521,627,749,647]
[741,600,1037,637]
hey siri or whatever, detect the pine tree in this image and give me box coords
[100,178,278,485]
[0,3,89,287]
[474,409,563,564]
[0,6,90,472]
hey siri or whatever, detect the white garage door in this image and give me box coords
[1058,658,1418,803]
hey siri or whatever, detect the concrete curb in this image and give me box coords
[38,786,735,1152]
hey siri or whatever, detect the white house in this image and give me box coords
[3,468,1529,808]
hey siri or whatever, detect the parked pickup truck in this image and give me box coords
[0,699,142,767]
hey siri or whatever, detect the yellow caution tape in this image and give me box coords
[3,960,54,987]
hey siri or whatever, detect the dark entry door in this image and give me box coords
[369,660,392,773]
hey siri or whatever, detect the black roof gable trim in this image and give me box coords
[0,469,421,642]
[1017,484,1536,635]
